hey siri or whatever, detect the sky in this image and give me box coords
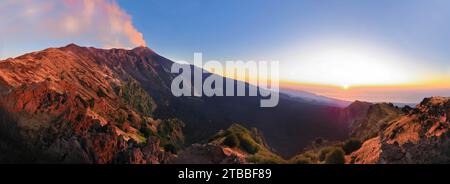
[1,0,450,103]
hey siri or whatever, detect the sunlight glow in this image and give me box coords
[280,40,430,87]
[342,84,350,90]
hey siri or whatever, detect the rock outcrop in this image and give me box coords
[350,103,404,141]
[349,97,450,164]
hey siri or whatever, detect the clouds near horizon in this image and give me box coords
[0,0,146,58]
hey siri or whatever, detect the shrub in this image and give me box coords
[240,136,259,154]
[75,94,88,108]
[115,112,127,125]
[292,155,313,164]
[163,143,178,154]
[343,139,362,154]
[140,126,153,138]
[247,155,285,164]
[88,98,95,108]
[302,151,319,163]
[319,147,335,161]
[75,114,84,122]
[223,133,239,148]
[96,88,107,98]
[324,148,345,164]
[156,119,185,150]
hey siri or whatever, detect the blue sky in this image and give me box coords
[117,0,450,67]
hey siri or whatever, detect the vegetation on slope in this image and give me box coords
[113,79,156,116]
[138,118,184,154]
[209,124,286,164]
[290,137,361,164]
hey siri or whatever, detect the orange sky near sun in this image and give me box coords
[281,78,450,103]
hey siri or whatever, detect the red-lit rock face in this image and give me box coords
[350,97,450,164]
[0,44,175,163]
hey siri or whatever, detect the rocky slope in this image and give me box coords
[339,101,373,128]
[349,103,404,141]
[289,98,449,164]
[0,44,179,163]
[349,97,450,164]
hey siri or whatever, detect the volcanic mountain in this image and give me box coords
[0,44,360,162]
[0,44,184,163]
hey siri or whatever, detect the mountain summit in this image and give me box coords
[0,44,178,163]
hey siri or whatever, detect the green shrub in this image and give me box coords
[75,94,88,108]
[116,81,154,115]
[301,151,319,163]
[292,155,313,164]
[116,112,127,125]
[223,133,239,148]
[240,136,259,154]
[88,97,95,108]
[157,118,185,150]
[75,114,84,122]
[319,147,334,161]
[163,143,178,154]
[96,88,107,98]
[343,139,362,154]
[140,126,153,138]
[324,148,345,164]
[247,155,285,164]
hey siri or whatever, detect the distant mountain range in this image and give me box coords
[279,88,352,108]
[0,44,448,164]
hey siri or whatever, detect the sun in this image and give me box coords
[282,41,416,87]
[342,84,350,90]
